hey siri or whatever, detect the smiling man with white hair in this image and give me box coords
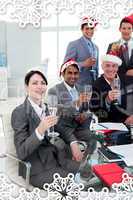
[90,54,133,126]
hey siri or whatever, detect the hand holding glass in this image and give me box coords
[47,94,59,137]
[111,78,121,105]
[80,85,92,112]
[84,85,92,100]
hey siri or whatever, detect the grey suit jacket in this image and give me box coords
[11,98,79,184]
[48,82,91,144]
[64,36,99,85]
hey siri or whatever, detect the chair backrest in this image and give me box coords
[1,112,19,179]
[0,98,36,190]
[0,97,25,156]
[1,112,34,190]
[2,113,16,156]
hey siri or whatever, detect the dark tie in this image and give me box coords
[123,42,129,65]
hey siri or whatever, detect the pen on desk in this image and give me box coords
[98,124,108,129]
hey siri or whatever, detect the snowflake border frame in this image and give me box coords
[0,0,133,28]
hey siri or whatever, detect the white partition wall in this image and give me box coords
[0,68,8,100]
[7,23,41,97]
[0,22,8,99]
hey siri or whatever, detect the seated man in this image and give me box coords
[48,59,96,163]
[90,54,133,145]
[90,54,133,144]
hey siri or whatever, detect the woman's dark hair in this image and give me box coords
[25,70,48,86]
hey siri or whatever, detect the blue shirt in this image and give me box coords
[83,36,99,79]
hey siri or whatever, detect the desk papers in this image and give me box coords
[93,123,128,132]
[109,144,133,166]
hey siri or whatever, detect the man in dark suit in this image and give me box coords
[107,14,133,77]
[90,54,133,145]
[64,16,99,85]
[90,54,133,124]
[48,60,96,163]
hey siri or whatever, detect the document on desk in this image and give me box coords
[109,144,133,166]
[93,122,128,131]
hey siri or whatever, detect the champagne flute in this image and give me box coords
[47,94,59,138]
[82,85,92,112]
[90,48,97,81]
[111,77,121,105]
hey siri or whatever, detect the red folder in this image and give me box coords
[92,163,125,187]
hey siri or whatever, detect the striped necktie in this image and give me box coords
[123,42,129,65]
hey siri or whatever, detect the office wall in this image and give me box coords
[5,22,41,97]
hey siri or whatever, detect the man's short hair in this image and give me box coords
[119,18,133,29]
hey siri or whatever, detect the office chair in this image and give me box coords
[0,113,33,191]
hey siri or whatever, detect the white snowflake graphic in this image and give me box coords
[42,0,69,17]
[11,0,42,28]
[0,0,133,27]
[42,0,84,17]
[0,0,12,14]
[80,0,132,28]
[1,172,133,199]
[112,173,133,193]
[43,173,84,200]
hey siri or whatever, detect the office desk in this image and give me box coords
[97,145,133,180]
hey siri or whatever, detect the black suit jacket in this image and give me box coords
[107,42,133,76]
[90,75,132,122]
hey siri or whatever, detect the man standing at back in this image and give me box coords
[64,16,99,85]
[107,14,133,77]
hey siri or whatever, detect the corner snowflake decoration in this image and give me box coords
[0,173,48,199]
[0,0,11,14]
[11,0,42,28]
[112,173,133,193]
[43,173,84,200]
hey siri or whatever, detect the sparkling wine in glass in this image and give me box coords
[81,85,92,112]
[47,94,59,138]
[111,77,121,105]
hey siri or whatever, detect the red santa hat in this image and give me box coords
[122,14,133,25]
[81,16,98,28]
[60,59,79,76]
[101,54,122,66]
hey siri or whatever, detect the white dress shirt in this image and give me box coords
[63,82,78,145]
[63,81,79,101]
[28,97,46,141]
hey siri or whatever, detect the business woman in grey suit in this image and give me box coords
[64,16,99,85]
[11,70,79,188]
